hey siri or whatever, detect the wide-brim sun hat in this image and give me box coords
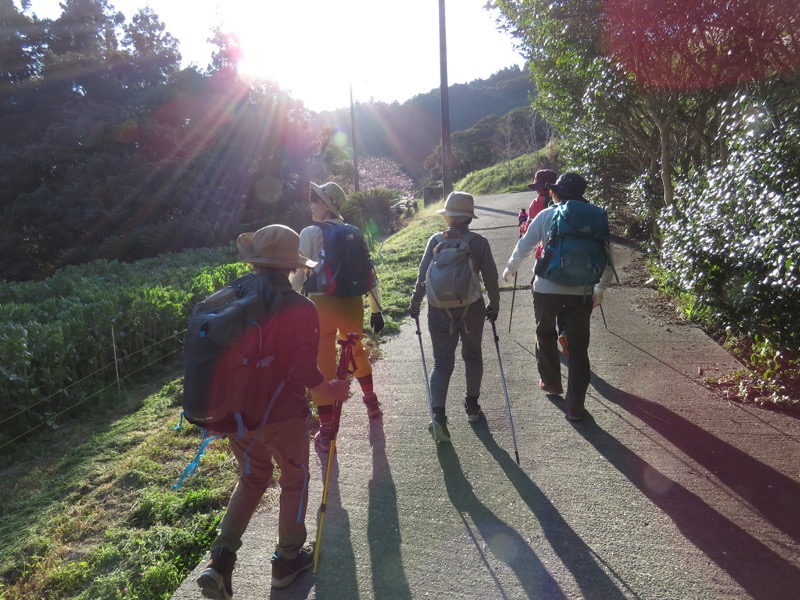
[544,172,588,201]
[236,224,317,269]
[527,168,558,191]
[310,181,345,220]
[436,191,479,219]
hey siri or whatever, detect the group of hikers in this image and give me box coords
[191,170,616,599]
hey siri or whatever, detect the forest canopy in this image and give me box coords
[0,1,537,281]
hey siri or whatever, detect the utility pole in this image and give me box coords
[350,82,360,192]
[438,0,452,197]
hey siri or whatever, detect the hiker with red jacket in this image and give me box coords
[197,225,350,598]
[290,181,384,454]
[502,173,615,422]
[523,169,558,231]
[409,191,500,441]
[517,207,528,231]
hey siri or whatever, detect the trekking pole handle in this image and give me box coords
[336,333,359,380]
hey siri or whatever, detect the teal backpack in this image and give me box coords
[535,200,617,293]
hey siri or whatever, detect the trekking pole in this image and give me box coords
[490,319,520,465]
[595,302,608,329]
[508,270,518,333]
[313,332,358,574]
[414,315,438,443]
[508,230,522,333]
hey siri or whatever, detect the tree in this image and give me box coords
[492,113,518,186]
[494,0,800,211]
[121,7,181,87]
[0,0,39,85]
[47,0,122,59]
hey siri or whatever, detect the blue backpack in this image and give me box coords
[306,223,376,297]
[535,200,616,292]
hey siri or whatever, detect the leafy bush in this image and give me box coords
[659,92,800,350]
[343,188,401,238]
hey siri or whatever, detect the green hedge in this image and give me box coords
[659,92,800,350]
[0,247,246,445]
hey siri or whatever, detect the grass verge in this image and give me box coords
[0,200,446,599]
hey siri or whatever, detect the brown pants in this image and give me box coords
[211,417,309,559]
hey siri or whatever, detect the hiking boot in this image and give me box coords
[363,392,382,419]
[558,333,569,357]
[314,425,332,454]
[539,380,563,395]
[428,413,451,443]
[197,546,236,600]
[271,544,314,589]
[464,396,482,423]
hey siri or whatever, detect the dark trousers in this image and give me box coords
[533,292,593,411]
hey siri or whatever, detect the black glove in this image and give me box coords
[409,303,421,319]
[370,312,385,334]
[485,305,498,323]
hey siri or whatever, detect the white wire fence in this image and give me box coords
[0,327,187,453]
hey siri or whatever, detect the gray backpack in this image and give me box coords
[425,231,482,310]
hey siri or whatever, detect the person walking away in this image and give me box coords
[409,191,500,441]
[197,225,350,598]
[526,169,568,355]
[526,169,558,223]
[517,207,528,230]
[502,173,615,422]
[290,181,385,454]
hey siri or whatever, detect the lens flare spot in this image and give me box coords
[332,131,349,147]
[642,464,673,495]
[254,175,282,206]
[487,530,520,563]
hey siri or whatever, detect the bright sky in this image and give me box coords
[23,0,526,112]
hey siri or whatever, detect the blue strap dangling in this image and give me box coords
[173,430,224,489]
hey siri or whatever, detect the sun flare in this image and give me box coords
[217,1,359,110]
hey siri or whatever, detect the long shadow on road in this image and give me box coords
[593,372,800,542]
[596,333,800,543]
[436,441,565,599]
[576,378,800,598]
[472,421,634,600]
[310,455,360,600]
[367,419,412,599]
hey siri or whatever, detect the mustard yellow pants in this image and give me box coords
[310,294,371,407]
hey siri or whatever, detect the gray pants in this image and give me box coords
[427,300,486,412]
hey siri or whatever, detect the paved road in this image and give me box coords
[173,192,800,600]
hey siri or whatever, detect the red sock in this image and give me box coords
[357,374,374,395]
[318,406,334,430]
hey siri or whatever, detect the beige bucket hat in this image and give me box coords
[436,191,479,219]
[236,224,317,269]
